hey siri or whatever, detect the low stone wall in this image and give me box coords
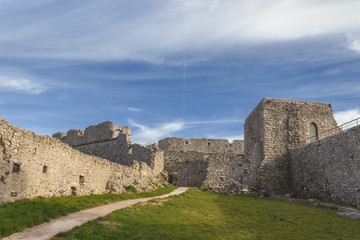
[290,125,360,206]
[164,151,247,193]
[0,117,166,203]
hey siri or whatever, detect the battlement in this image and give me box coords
[53,121,131,147]
[158,137,244,154]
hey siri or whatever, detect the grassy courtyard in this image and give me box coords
[0,185,176,238]
[53,189,360,240]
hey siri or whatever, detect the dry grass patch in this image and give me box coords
[99,220,122,230]
[140,198,169,206]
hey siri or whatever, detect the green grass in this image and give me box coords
[53,189,360,240]
[0,184,176,238]
[125,185,138,194]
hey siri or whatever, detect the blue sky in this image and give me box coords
[1,0,360,144]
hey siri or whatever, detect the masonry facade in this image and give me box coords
[153,98,359,206]
[244,98,340,195]
[53,121,155,167]
[290,126,360,206]
[0,117,166,203]
[153,138,246,194]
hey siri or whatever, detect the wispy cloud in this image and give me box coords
[1,1,360,62]
[334,108,360,125]
[291,81,360,99]
[0,74,48,94]
[129,119,185,144]
[129,117,244,144]
[128,107,142,112]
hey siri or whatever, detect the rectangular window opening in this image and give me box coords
[12,163,20,173]
[79,175,85,185]
[71,187,77,196]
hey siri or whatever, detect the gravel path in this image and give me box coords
[4,187,188,240]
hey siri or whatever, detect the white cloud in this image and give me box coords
[334,108,360,127]
[1,0,360,61]
[128,107,142,112]
[346,33,360,53]
[129,119,185,145]
[0,74,48,94]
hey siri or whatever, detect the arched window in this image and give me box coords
[309,123,318,142]
[116,130,122,137]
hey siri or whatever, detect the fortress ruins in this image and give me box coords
[1,98,359,207]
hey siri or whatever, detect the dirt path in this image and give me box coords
[4,187,188,240]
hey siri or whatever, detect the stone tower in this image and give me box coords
[244,98,339,195]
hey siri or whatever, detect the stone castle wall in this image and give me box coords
[0,117,166,203]
[2,96,359,207]
[164,151,246,194]
[290,125,360,207]
[155,137,246,193]
[245,98,339,195]
[158,137,244,154]
[244,101,265,191]
[53,122,154,167]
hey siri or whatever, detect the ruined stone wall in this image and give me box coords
[157,136,246,194]
[53,121,131,146]
[158,137,244,154]
[290,125,360,207]
[131,144,153,166]
[164,151,246,193]
[164,151,209,187]
[244,101,265,191]
[73,139,132,165]
[54,122,155,167]
[0,117,166,203]
[245,98,339,195]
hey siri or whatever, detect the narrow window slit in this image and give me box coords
[12,163,20,173]
[79,175,85,185]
